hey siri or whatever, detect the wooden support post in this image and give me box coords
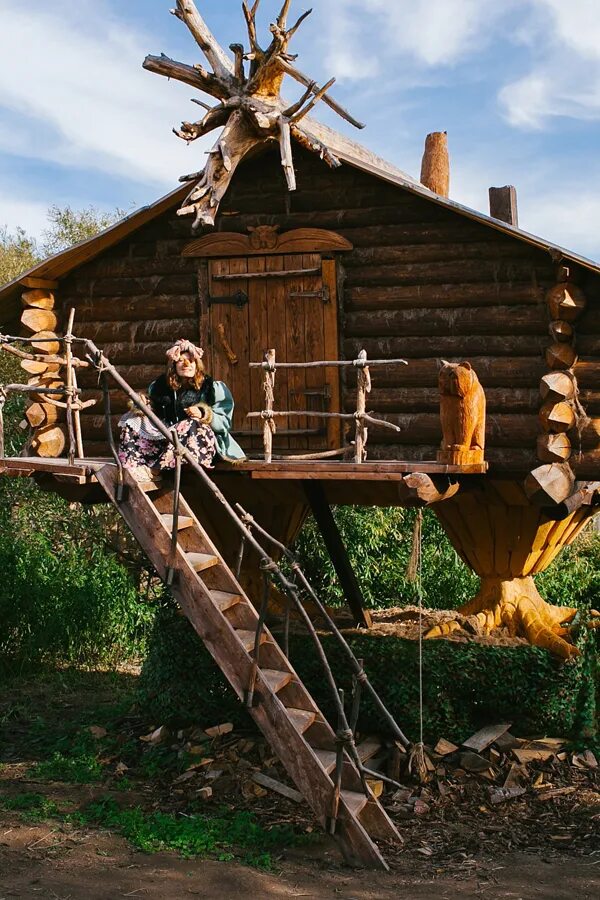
[489,186,518,226]
[263,349,276,464]
[64,308,77,465]
[303,479,372,629]
[355,349,371,464]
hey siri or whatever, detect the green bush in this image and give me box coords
[0,519,155,673]
[138,603,597,742]
[293,507,477,610]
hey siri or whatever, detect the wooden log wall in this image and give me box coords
[18,286,67,457]
[56,147,600,476]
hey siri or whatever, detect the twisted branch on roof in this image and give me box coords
[143,0,362,230]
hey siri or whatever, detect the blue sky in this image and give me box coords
[2,0,600,259]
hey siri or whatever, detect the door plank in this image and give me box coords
[266,255,289,451]
[285,253,308,451]
[227,257,249,437]
[208,258,231,387]
[322,258,342,449]
[303,253,326,451]
[248,256,268,451]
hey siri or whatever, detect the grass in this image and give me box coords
[0,668,304,870]
[31,750,104,784]
[1,792,60,823]
[79,797,298,868]
[0,788,299,869]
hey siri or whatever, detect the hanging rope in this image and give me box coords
[407,509,430,783]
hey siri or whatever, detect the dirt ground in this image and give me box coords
[0,667,598,899]
[0,820,598,899]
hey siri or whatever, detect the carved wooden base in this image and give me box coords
[429,479,595,658]
[436,448,485,466]
[425,575,580,659]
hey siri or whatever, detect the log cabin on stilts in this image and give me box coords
[1,0,600,867]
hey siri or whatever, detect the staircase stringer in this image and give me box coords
[95,464,396,870]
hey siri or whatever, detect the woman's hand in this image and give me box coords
[185,405,205,421]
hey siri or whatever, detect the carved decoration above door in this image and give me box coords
[182,227,352,258]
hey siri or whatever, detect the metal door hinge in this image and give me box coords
[288,287,330,303]
[207,290,248,308]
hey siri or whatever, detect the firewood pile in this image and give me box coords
[119,719,598,865]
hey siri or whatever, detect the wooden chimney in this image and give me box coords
[489,185,518,226]
[420,132,449,197]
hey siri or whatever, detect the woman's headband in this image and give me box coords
[166,339,204,365]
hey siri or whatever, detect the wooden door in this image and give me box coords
[202,254,340,454]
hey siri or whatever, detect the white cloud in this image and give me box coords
[321,0,512,80]
[500,0,600,128]
[0,194,49,238]
[0,0,213,188]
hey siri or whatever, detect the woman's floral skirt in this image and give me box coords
[118,416,216,473]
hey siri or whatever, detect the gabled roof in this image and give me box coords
[1,133,599,322]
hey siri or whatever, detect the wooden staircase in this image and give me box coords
[95,464,400,869]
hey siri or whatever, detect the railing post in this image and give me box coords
[166,426,183,587]
[64,309,77,465]
[263,349,276,463]
[354,350,371,463]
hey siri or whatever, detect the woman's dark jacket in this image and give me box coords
[148,374,216,427]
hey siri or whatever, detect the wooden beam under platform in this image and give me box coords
[302,480,372,629]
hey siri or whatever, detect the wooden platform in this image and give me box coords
[0,456,106,483]
[0,456,488,509]
[221,459,488,480]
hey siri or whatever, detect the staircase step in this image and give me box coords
[341,789,369,818]
[210,590,242,612]
[236,629,269,653]
[314,748,337,774]
[260,669,294,694]
[139,480,162,493]
[161,513,194,531]
[287,707,317,734]
[186,552,220,572]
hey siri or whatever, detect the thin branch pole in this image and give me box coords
[355,350,371,463]
[64,309,77,466]
[235,503,411,749]
[275,57,365,129]
[71,365,84,459]
[248,409,401,433]
[167,428,183,587]
[246,569,270,708]
[263,349,276,463]
[0,342,89,368]
[291,77,336,124]
[100,369,125,502]
[249,358,408,369]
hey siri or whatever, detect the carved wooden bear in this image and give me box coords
[437,361,486,466]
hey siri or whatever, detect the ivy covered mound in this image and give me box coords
[139,605,598,744]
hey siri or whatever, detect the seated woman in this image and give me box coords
[118,338,245,481]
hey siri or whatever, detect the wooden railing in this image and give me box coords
[248,348,408,463]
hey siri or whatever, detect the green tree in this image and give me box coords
[0,204,156,672]
[42,204,125,256]
[0,226,39,285]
